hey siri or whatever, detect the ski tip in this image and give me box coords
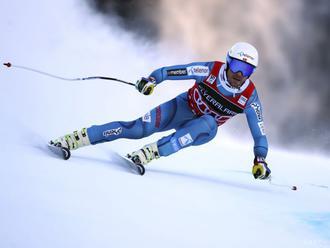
[137,164,145,175]
[123,154,145,175]
[62,147,71,160]
[48,142,71,160]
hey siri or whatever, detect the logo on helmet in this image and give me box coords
[238,52,255,61]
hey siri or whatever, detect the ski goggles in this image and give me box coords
[227,57,256,77]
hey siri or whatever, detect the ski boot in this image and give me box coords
[49,128,91,159]
[127,142,160,175]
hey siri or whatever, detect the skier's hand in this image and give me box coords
[252,156,271,180]
[136,77,156,95]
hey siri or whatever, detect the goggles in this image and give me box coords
[227,56,256,77]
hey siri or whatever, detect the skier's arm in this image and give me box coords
[244,90,268,158]
[135,62,214,95]
[244,91,270,180]
[149,62,215,84]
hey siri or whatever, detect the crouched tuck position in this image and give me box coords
[51,42,271,179]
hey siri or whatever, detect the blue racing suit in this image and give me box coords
[87,61,268,158]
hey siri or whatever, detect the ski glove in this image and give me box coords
[136,77,156,95]
[252,156,271,180]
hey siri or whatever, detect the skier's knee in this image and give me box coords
[119,120,144,139]
[200,115,217,132]
[137,116,159,138]
[122,118,156,139]
[191,115,218,146]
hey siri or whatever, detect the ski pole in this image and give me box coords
[268,177,298,191]
[3,62,135,87]
[268,178,328,191]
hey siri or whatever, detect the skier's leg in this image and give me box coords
[128,114,218,165]
[157,114,218,156]
[87,95,193,145]
[51,93,195,150]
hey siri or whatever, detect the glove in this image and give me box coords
[135,77,156,95]
[252,156,271,180]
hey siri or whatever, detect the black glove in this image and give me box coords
[135,77,156,95]
[252,156,271,180]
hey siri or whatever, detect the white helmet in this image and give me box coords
[227,42,259,67]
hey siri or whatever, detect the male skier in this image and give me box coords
[51,42,271,179]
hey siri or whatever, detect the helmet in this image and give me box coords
[227,42,259,67]
[225,42,258,77]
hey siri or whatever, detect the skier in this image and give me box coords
[50,42,271,179]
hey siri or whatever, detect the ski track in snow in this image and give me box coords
[1,0,330,247]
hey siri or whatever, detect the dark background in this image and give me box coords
[86,0,330,154]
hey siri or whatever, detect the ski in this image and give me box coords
[120,154,146,175]
[48,143,71,160]
[47,142,144,175]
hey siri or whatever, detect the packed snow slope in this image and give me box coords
[0,1,329,248]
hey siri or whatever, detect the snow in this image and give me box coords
[0,1,329,248]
